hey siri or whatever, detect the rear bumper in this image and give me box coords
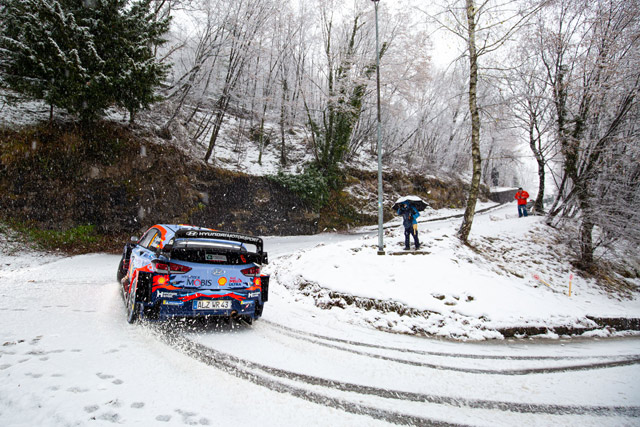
[132,273,269,322]
[141,298,261,321]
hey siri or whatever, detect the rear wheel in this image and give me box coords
[116,257,126,282]
[126,280,138,324]
[254,303,264,317]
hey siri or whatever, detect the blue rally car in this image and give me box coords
[117,224,269,324]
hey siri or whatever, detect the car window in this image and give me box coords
[149,233,163,250]
[139,229,158,248]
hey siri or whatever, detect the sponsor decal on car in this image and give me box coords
[157,291,177,298]
[181,230,262,244]
[185,277,214,287]
[153,275,170,286]
[162,300,183,306]
[210,268,225,275]
[247,292,260,298]
[229,277,242,283]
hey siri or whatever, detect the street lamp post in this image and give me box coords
[372,0,384,255]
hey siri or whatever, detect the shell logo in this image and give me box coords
[218,277,227,286]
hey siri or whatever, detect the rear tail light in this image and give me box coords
[153,261,191,274]
[241,266,260,277]
[154,262,170,274]
[168,262,192,274]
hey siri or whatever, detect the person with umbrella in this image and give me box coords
[393,196,425,250]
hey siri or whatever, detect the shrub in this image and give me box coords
[270,166,329,209]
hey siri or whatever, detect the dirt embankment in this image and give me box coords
[0,122,475,253]
[0,122,318,252]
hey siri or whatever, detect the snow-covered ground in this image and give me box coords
[272,202,640,340]
[1,203,639,426]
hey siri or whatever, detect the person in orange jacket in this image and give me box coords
[515,187,529,217]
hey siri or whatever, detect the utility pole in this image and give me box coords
[373,0,385,255]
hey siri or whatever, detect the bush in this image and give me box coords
[270,167,329,209]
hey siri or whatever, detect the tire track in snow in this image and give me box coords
[156,327,463,427]
[157,327,640,420]
[262,320,640,371]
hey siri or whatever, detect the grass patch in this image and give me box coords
[6,221,100,252]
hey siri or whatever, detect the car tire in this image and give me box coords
[254,303,264,317]
[117,258,126,282]
[126,280,138,324]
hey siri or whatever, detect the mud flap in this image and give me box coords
[260,275,270,302]
[136,272,153,303]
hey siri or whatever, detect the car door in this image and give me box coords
[128,227,160,290]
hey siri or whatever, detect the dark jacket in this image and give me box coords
[398,204,420,228]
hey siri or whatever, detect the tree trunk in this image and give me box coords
[257,115,266,165]
[529,121,545,213]
[279,77,288,167]
[458,0,482,244]
[204,94,230,163]
[579,215,594,269]
[535,158,545,213]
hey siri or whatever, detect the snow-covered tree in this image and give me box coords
[201,0,277,163]
[0,0,169,122]
[423,0,546,244]
[536,0,640,268]
[304,5,373,186]
[500,36,557,213]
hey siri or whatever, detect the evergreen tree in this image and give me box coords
[0,0,169,122]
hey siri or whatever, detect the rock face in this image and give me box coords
[489,188,518,204]
[0,123,317,250]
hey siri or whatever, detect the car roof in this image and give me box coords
[141,224,212,243]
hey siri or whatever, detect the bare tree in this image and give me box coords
[202,0,276,163]
[537,0,640,268]
[162,2,229,132]
[301,2,386,186]
[500,39,556,213]
[424,0,547,243]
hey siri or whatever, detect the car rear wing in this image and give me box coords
[167,229,268,264]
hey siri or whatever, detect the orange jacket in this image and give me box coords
[515,190,529,205]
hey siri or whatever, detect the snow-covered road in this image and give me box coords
[1,231,639,426]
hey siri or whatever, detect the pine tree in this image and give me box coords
[0,0,96,118]
[0,0,169,122]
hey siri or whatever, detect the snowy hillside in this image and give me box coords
[271,203,640,340]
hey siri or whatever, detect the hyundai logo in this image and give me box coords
[211,268,225,276]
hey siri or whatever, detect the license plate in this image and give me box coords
[193,300,231,310]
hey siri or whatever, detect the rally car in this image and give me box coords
[117,224,269,324]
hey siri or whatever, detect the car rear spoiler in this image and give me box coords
[169,229,268,264]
